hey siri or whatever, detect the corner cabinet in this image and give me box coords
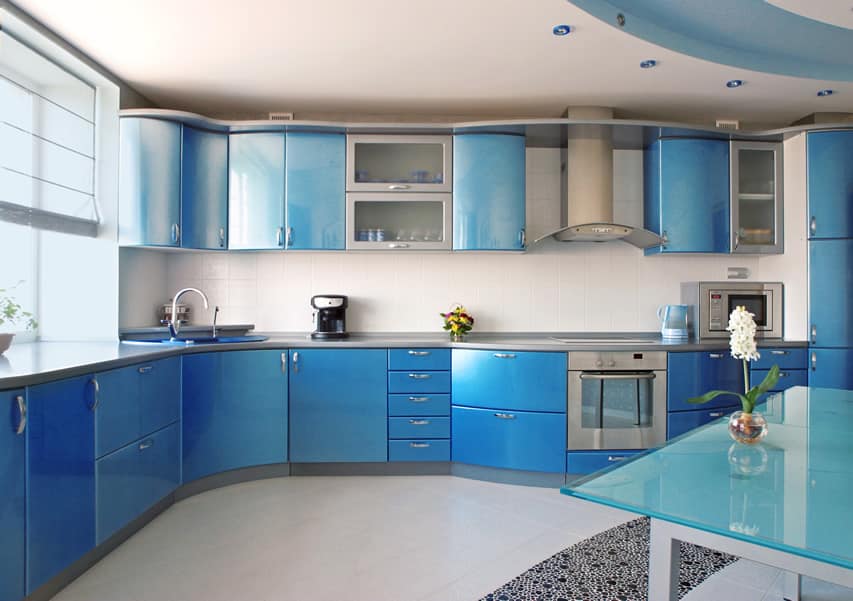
[0,389,26,601]
[453,134,526,250]
[644,138,731,254]
[181,126,228,250]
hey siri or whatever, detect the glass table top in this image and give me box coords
[562,387,853,570]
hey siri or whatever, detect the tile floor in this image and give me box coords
[50,476,850,601]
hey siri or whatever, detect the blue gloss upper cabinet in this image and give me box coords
[0,389,26,601]
[285,132,346,250]
[119,118,182,246]
[807,131,853,240]
[289,349,387,462]
[182,350,288,482]
[181,126,228,250]
[453,134,526,250]
[228,133,286,250]
[809,239,853,348]
[644,138,730,254]
[26,374,96,593]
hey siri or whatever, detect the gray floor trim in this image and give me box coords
[451,463,566,488]
[175,463,292,501]
[290,462,451,476]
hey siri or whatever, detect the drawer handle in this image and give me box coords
[770,350,789,356]
[408,396,430,402]
[388,184,411,190]
[138,365,153,374]
[409,419,430,425]
[408,373,431,379]
[607,455,628,462]
[779,372,788,378]
[388,243,410,249]
[138,439,154,451]
[494,412,516,419]
[407,351,431,356]
[410,442,430,448]
[708,412,724,417]
[493,353,516,359]
[708,353,725,359]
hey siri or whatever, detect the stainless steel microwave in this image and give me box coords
[681,282,783,340]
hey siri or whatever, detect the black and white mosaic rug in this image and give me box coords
[479,517,738,601]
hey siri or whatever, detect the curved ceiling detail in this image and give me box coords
[569,0,853,81]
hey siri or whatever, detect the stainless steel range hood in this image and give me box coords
[536,107,662,249]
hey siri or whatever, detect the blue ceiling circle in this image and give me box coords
[569,0,853,81]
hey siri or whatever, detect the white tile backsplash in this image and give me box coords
[119,147,807,338]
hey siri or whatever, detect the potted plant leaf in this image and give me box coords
[0,283,37,354]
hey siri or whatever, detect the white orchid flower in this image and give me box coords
[727,306,761,362]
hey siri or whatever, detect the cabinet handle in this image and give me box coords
[494,412,516,419]
[408,350,431,356]
[810,324,817,344]
[810,216,816,234]
[770,350,789,356]
[408,396,430,402]
[138,439,154,451]
[708,412,724,418]
[661,230,669,248]
[15,395,26,435]
[171,223,180,243]
[409,419,430,425]
[811,351,817,371]
[493,353,516,359]
[276,227,284,247]
[388,184,410,190]
[388,243,410,249]
[519,228,526,248]
[408,373,431,379]
[292,351,299,374]
[218,227,226,248]
[90,377,100,411]
[138,365,153,374]
[281,353,287,374]
[607,455,628,462]
[708,353,725,359]
[410,442,430,448]
[286,227,293,248]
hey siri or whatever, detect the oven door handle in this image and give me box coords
[578,373,656,381]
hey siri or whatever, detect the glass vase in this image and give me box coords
[728,411,768,445]
[450,333,465,342]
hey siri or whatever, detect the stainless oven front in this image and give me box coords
[567,351,667,451]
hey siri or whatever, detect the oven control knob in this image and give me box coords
[608,360,616,368]
[595,359,603,368]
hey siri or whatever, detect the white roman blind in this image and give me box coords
[0,29,99,236]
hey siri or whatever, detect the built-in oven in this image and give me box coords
[681,281,783,340]
[567,351,667,451]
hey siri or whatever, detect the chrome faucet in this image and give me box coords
[168,287,209,339]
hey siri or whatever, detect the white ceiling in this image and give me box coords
[10,0,853,125]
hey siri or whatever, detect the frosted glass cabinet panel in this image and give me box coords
[730,141,783,254]
[346,193,451,250]
[347,135,452,192]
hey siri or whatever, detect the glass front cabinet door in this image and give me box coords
[346,135,452,192]
[346,193,452,250]
[730,141,783,254]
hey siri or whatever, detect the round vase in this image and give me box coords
[728,411,768,445]
[0,333,14,355]
[450,333,465,342]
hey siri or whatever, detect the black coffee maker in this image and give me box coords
[310,295,349,339]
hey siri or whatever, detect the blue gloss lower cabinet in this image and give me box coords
[1,389,26,601]
[566,450,640,476]
[667,406,739,440]
[388,417,450,439]
[388,394,450,417]
[667,351,742,412]
[389,439,450,462]
[808,349,853,390]
[182,350,288,481]
[388,348,451,371]
[452,406,565,473]
[388,371,451,394]
[27,375,96,593]
[96,423,180,543]
[289,349,387,462]
[750,368,807,392]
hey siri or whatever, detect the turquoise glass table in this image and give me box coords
[562,386,853,600]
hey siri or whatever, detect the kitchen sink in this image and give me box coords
[123,335,269,346]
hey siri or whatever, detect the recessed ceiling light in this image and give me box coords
[639,59,657,69]
[726,79,744,88]
[552,24,572,36]
[817,89,835,97]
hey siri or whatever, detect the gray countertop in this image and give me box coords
[0,332,809,390]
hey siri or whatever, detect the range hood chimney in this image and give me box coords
[537,107,662,248]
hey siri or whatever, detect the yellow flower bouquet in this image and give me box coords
[440,305,474,341]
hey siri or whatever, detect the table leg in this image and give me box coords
[649,518,681,601]
[781,571,801,601]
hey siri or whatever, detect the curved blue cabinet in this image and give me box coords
[1,389,26,601]
[27,375,95,593]
[118,118,182,246]
[644,138,730,253]
[289,349,387,462]
[182,350,288,481]
[807,131,853,240]
[228,133,285,250]
[809,239,853,348]
[181,126,228,250]
[285,132,346,250]
[453,134,526,250]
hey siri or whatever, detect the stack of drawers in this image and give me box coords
[387,349,451,461]
[750,347,808,392]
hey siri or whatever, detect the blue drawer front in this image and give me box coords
[389,439,450,462]
[388,348,451,371]
[809,349,853,389]
[388,417,450,439]
[388,393,450,416]
[751,348,808,370]
[668,351,743,412]
[566,450,641,475]
[388,371,451,394]
[96,423,180,543]
[452,350,567,412]
[452,406,566,473]
[751,368,808,392]
[667,406,739,440]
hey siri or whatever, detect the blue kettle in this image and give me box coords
[657,305,689,339]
